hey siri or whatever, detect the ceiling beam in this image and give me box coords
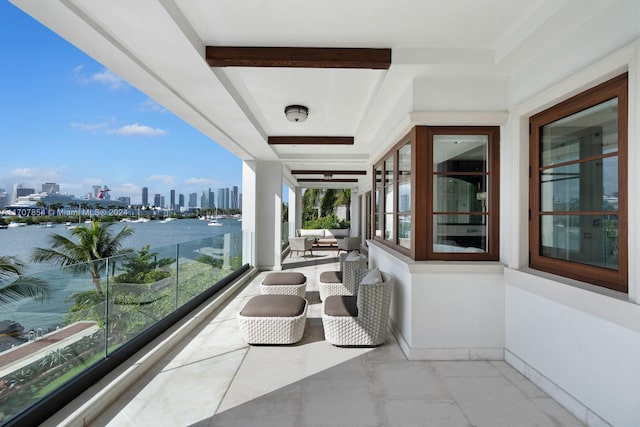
[297,178,359,183]
[268,136,353,145]
[206,46,391,69]
[291,170,367,175]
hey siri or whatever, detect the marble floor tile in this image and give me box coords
[81,255,585,427]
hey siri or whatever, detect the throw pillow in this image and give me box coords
[360,268,383,285]
[346,251,361,262]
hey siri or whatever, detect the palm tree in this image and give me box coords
[321,189,337,217]
[302,188,323,222]
[30,221,134,295]
[335,189,351,222]
[0,256,49,309]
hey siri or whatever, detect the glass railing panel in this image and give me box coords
[0,264,107,421]
[105,248,178,355]
[176,232,243,306]
[0,233,248,424]
[176,236,218,306]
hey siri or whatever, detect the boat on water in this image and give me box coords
[131,217,150,223]
[39,222,55,228]
[207,219,223,227]
[7,222,26,228]
[159,217,177,223]
[0,320,25,337]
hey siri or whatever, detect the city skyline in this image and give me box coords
[0,2,242,206]
[2,181,240,211]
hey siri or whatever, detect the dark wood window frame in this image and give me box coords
[426,126,500,261]
[372,125,500,261]
[529,73,628,292]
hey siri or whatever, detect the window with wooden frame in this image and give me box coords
[427,127,500,260]
[364,191,372,241]
[372,126,499,261]
[529,73,628,292]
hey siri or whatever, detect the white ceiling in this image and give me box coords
[11,0,605,188]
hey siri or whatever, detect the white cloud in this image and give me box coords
[147,175,176,185]
[10,168,37,178]
[91,69,124,89]
[3,168,63,192]
[81,178,103,186]
[111,183,140,201]
[73,66,126,90]
[70,121,108,132]
[109,123,167,137]
[184,177,216,186]
[138,98,167,113]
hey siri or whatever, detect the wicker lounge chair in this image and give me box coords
[238,294,308,345]
[322,269,393,346]
[288,236,313,257]
[337,236,361,254]
[318,252,368,301]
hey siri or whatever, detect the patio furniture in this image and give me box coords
[238,294,308,344]
[318,251,368,301]
[297,228,350,247]
[337,236,361,254]
[288,236,313,257]
[322,269,393,346]
[260,271,307,298]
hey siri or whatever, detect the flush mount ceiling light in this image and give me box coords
[284,105,308,122]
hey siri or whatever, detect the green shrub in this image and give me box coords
[303,213,349,230]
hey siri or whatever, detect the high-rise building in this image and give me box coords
[231,186,238,209]
[42,182,60,194]
[153,193,161,207]
[117,196,131,205]
[217,188,224,210]
[170,189,176,210]
[0,189,7,209]
[208,188,215,209]
[160,196,165,209]
[13,184,35,202]
[178,194,184,210]
[224,188,230,210]
[189,192,197,208]
[142,187,149,206]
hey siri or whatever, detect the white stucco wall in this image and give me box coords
[369,242,504,360]
[502,8,640,422]
[505,269,640,427]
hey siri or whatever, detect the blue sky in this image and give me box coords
[0,2,242,205]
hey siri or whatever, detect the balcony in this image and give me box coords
[42,252,583,426]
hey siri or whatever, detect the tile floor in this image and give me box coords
[80,250,584,426]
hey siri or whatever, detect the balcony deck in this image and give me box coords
[45,250,584,426]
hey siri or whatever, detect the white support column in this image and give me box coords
[295,187,303,234]
[350,187,360,237]
[287,186,296,240]
[242,161,257,268]
[242,160,283,271]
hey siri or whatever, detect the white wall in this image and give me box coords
[413,77,508,111]
[502,9,640,420]
[505,269,640,427]
[369,242,504,360]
